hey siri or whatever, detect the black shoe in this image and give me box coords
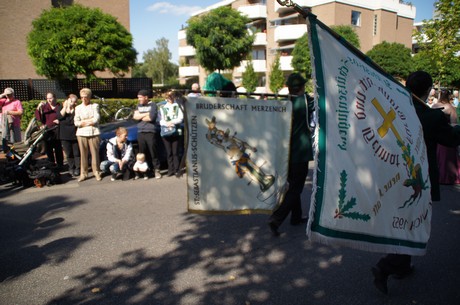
[167,172,174,177]
[175,172,182,178]
[392,265,414,279]
[371,266,388,294]
[268,221,280,237]
[290,217,308,226]
[74,169,80,177]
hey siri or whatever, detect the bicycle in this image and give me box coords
[94,95,134,123]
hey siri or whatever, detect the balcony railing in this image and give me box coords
[274,24,307,42]
[179,66,200,77]
[253,32,267,46]
[238,4,267,19]
[179,46,196,57]
[279,56,293,71]
[178,30,187,41]
[236,60,267,73]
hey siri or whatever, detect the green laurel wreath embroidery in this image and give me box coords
[334,170,371,221]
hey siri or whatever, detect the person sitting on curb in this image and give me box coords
[100,127,134,181]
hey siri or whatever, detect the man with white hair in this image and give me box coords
[0,87,24,142]
[187,83,201,97]
[453,90,459,107]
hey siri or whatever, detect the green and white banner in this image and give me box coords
[306,15,432,255]
[186,97,292,214]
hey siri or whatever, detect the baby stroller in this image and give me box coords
[1,125,61,188]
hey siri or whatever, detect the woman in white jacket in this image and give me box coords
[74,88,101,182]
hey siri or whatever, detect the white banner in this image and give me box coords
[186,97,292,214]
[307,16,432,255]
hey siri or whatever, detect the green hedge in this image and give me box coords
[20,98,165,130]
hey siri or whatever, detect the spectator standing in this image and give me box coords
[35,92,64,168]
[187,83,202,97]
[268,73,314,236]
[0,87,23,143]
[100,127,133,181]
[159,91,184,178]
[74,88,101,182]
[431,89,460,184]
[452,90,459,107]
[57,94,80,177]
[372,71,460,294]
[133,89,162,179]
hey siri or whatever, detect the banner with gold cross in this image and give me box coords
[306,14,431,255]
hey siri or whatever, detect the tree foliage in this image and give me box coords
[413,0,460,86]
[242,58,258,93]
[269,53,285,94]
[291,33,311,77]
[292,25,359,77]
[331,25,361,49]
[186,6,254,72]
[141,38,178,85]
[27,4,136,80]
[366,41,413,79]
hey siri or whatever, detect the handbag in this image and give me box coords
[161,125,177,137]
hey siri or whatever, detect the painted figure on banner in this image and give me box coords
[205,116,276,199]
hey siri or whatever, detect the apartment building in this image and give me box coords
[0,0,130,80]
[178,0,416,93]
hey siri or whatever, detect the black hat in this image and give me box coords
[286,73,306,88]
[138,89,150,97]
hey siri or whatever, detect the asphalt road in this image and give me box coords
[0,168,459,305]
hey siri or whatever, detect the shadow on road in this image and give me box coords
[0,195,91,282]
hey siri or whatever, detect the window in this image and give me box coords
[252,49,266,60]
[373,15,378,36]
[51,0,73,7]
[351,11,361,26]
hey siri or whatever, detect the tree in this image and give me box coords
[291,33,311,77]
[413,0,460,86]
[142,38,178,85]
[186,6,254,72]
[331,25,361,49]
[242,58,258,93]
[366,41,413,79]
[292,25,359,76]
[269,53,285,94]
[27,4,136,81]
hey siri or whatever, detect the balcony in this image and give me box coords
[274,24,307,42]
[275,0,308,13]
[253,32,267,46]
[179,46,196,57]
[236,60,267,73]
[279,56,293,71]
[178,30,186,41]
[237,4,267,19]
[179,66,200,77]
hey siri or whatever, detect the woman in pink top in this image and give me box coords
[0,87,23,143]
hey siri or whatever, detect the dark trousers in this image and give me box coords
[377,254,412,275]
[162,135,180,175]
[45,134,64,167]
[61,139,80,171]
[270,162,309,226]
[138,132,161,171]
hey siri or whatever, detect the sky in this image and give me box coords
[129,0,437,64]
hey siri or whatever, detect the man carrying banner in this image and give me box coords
[372,71,460,294]
[268,73,314,236]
